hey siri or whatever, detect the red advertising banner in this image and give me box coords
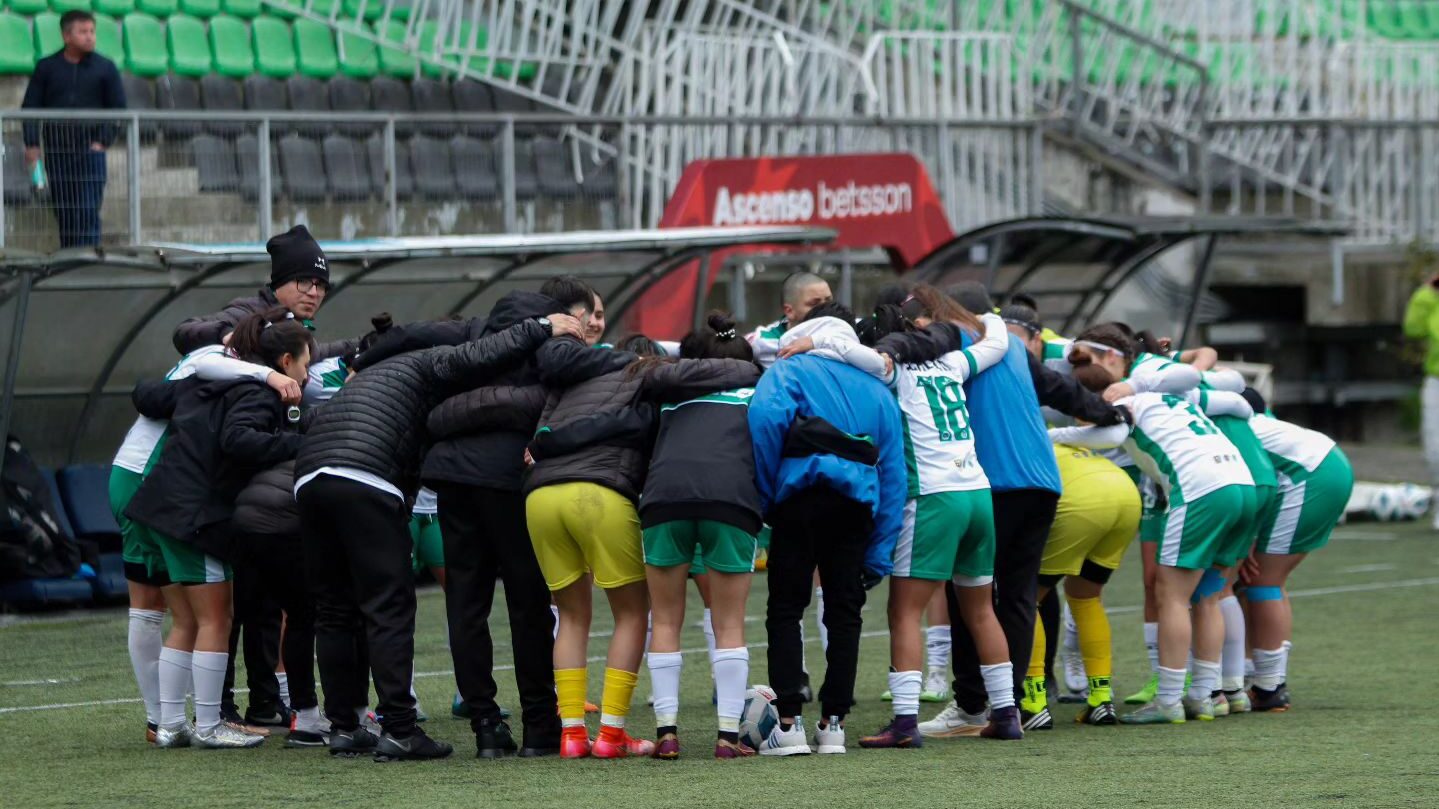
[626,153,954,339]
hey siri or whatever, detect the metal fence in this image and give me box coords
[1,109,1046,251]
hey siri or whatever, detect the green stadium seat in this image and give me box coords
[51,0,93,14]
[0,13,35,73]
[32,11,61,58]
[416,18,441,77]
[293,17,337,77]
[209,13,253,77]
[336,27,377,78]
[166,13,211,76]
[6,0,49,14]
[341,0,382,22]
[376,18,414,77]
[93,11,121,60]
[219,0,256,17]
[252,15,296,77]
[1367,1,1406,38]
[93,0,134,16]
[177,0,218,17]
[122,12,167,76]
[136,0,177,16]
[310,0,335,15]
[266,0,297,19]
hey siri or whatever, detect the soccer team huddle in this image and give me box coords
[108,224,1354,763]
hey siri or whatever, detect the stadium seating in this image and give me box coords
[321,132,368,199]
[122,12,168,77]
[167,13,214,77]
[209,13,253,77]
[0,13,34,74]
[95,0,136,15]
[33,11,61,59]
[286,74,329,135]
[155,73,202,139]
[366,130,412,197]
[200,72,244,135]
[277,131,326,200]
[450,133,497,199]
[409,133,455,198]
[253,16,297,78]
[3,134,30,203]
[293,17,338,78]
[191,131,239,190]
[55,465,121,547]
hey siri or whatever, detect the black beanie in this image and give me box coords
[267,225,329,289]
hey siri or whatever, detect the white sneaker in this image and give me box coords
[758,718,812,756]
[920,670,951,702]
[918,703,988,738]
[814,717,845,754]
[1060,646,1089,703]
[194,722,266,749]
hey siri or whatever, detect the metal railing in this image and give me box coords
[0,108,1048,251]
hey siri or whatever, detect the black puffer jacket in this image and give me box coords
[125,377,301,560]
[295,318,552,498]
[524,358,762,502]
[421,292,577,490]
[172,287,357,361]
[640,385,763,534]
[232,460,299,537]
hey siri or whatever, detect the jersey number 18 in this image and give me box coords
[917,375,971,443]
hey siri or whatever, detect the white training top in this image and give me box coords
[794,313,1010,497]
[111,345,272,474]
[1249,413,1336,475]
[305,356,348,406]
[413,486,439,515]
[1049,391,1254,506]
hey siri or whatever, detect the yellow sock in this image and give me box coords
[1028,616,1047,680]
[555,668,587,728]
[1066,594,1113,705]
[600,667,639,729]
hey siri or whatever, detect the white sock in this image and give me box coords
[294,705,324,733]
[924,625,950,678]
[276,671,290,707]
[712,647,749,732]
[551,604,560,641]
[889,670,922,717]
[600,713,626,730]
[1188,658,1221,702]
[647,651,682,728]
[1218,595,1247,691]
[979,662,1015,710]
[191,650,229,734]
[1156,665,1186,707]
[814,588,829,653]
[645,611,653,655]
[1252,647,1286,690]
[1143,622,1160,675]
[127,609,164,726]
[157,647,192,730]
[702,609,717,665]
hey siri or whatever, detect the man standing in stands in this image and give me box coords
[21,10,126,248]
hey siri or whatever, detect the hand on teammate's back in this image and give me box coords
[1102,381,1135,403]
[777,336,815,359]
[547,314,584,340]
[266,372,303,406]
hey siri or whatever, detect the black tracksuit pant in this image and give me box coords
[298,475,416,735]
[947,488,1060,714]
[432,482,560,747]
[765,486,873,720]
[222,532,319,714]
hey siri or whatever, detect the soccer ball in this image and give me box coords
[739,685,779,749]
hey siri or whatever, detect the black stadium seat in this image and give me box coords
[191,133,240,192]
[323,134,370,200]
[367,132,413,199]
[511,137,538,199]
[533,136,576,198]
[3,135,31,204]
[328,76,372,136]
[579,152,619,198]
[121,74,159,141]
[286,75,331,137]
[369,76,414,134]
[237,133,284,200]
[56,465,122,551]
[450,135,498,199]
[156,74,203,140]
[410,77,455,138]
[278,133,327,202]
[451,79,496,137]
[409,135,455,198]
[199,74,245,137]
[242,75,289,136]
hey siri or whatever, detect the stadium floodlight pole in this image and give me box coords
[128,115,141,243]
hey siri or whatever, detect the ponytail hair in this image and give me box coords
[229,306,316,372]
[908,283,984,336]
[679,310,754,362]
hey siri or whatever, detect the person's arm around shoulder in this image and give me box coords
[640,358,762,403]
[535,335,637,387]
[956,313,1009,381]
[220,384,302,465]
[1047,422,1131,449]
[172,295,256,355]
[431,315,582,388]
[875,322,963,366]
[191,351,302,406]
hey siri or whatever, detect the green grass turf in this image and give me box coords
[2,521,1438,808]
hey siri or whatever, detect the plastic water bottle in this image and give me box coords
[31,159,45,191]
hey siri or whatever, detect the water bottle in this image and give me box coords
[31,159,45,191]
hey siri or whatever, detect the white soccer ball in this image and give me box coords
[739,685,779,750]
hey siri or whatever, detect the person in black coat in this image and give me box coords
[294,310,584,762]
[125,309,313,750]
[21,11,126,247]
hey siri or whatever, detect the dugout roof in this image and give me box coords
[0,226,836,465]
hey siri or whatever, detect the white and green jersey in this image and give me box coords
[306,356,348,406]
[1041,337,1073,374]
[1119,392,1253,505]
[111,345,270,474]
[746,318,787,369]
[1127,352,1200,394]
[1249,413,1336,481]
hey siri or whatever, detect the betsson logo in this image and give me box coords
[711,181,914,226]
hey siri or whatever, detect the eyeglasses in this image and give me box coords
[296,278,329,294]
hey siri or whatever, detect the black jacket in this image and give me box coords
[639,383,764,535]
[125,377,301,560]
[295,319,552,498]
[350,317,480,373]
[524,358,762,503]
[416,292,568,490]
[21,51,126,150]
[878,323,1128,427]
[232,461,300,538]
[172,287,357,361]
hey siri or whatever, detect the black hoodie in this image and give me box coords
[124,377,301,561]
[407,291,565,491]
